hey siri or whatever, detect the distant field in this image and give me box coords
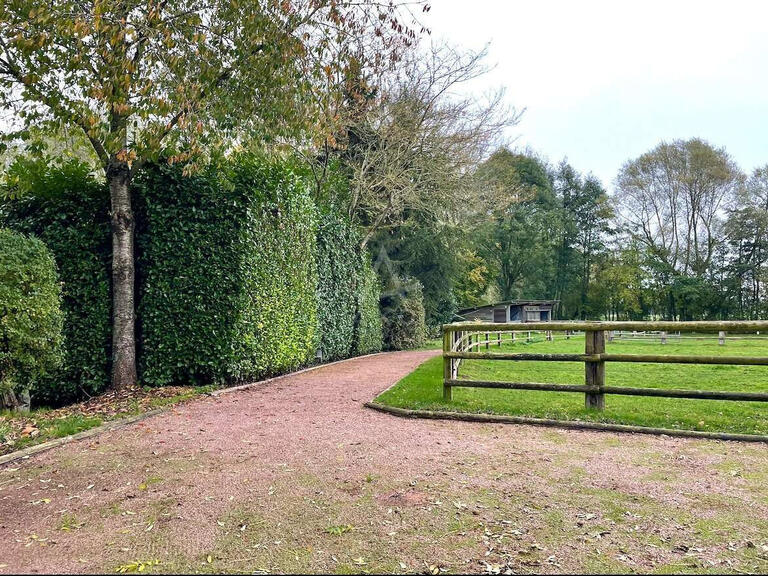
[376,335,768,435]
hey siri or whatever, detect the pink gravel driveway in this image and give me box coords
[1,350,767,574]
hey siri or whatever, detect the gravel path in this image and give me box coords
[1,350,767,574]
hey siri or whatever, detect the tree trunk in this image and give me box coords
[1,387,30,412]
[107,161,138,390]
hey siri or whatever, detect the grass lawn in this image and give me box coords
[417,337,443,350]
[376,334,768,435]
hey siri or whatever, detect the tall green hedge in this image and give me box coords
[354,258,383,354]
[1,160,111,405]
[1,155,383,402]
[0,228,63,408]
[134,155,318,387]
[316,211,361,360]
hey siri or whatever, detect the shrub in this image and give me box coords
[354,258,383,354]
[381,277,426,350]
[0,228,63,408]
[134,155,318,386]
[230,157,318,377]
[1,159,111,405]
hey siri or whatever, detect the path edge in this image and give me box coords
[0,351,393,467]
[208,351,388,398]
[0,409,165,467]
[364,402,768,444]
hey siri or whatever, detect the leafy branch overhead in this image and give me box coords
[0,0,428,173]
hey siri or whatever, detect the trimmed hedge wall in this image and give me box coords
[134,156,319,387]
[2,156,383,402]
[1,161,111,405]
[0,228,63,407]
[354,258,383,355]
[315,211,384,359]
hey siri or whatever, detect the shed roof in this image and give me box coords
[457,299,559,315]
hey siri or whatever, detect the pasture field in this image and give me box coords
[375,335,768,435]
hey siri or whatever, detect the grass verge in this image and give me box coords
[375,335,768,436]
[0,385,215,456]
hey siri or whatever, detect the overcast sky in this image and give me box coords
[422,0,768,190]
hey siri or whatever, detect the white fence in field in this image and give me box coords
[457,328,768,347]
[608,330,768,344]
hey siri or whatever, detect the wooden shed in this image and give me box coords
[456,300,558,323]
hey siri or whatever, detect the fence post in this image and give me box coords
[719,331,726,345]
[527,330,531,342]
[443,329,453,401]
[497,332,501,347]
[486,331,489,350]
[512,331,516,343]
[660,331,667,345]
[585,330,606,410]
[454,331,461,380]
[546,330,552,341]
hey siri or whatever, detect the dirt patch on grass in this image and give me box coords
[377,489,432,507]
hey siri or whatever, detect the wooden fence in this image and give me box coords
[442,321,768,412]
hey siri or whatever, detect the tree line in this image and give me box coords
[390,137,768,330]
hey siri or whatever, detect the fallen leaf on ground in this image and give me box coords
[114,559,160,573]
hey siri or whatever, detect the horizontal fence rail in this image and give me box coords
[441,321,768,417]
[448,320,768,332]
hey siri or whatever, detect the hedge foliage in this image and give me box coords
[135,155,319,387]
[315,211,374,360]
[315,210,384,359]
[1,160,111,405]
[381,277,427,350]
[0,228,63,404]
[1,155,384,402]
[354,259,383,354]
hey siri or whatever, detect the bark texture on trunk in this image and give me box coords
[108,161,137,390]
[1,387,30,412]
